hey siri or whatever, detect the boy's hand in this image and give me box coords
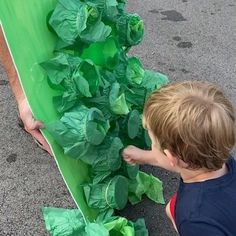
[122,145,150,165]
[123,145,178,172]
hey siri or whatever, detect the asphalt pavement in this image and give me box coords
[0,0,235,235]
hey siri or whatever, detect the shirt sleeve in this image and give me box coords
[179,221,226,236]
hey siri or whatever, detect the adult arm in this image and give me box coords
[0,25,52,155]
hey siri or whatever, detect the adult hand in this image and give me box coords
[18,97,52,156]
[0,26,52,156]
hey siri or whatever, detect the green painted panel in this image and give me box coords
[0,0,98,222]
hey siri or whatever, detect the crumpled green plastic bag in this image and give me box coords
[42,207,86,236]
[46,105,110,158]
[83,175,128,210]
[85,223,109,236]
[103,216,148,236]
[128,171,165,205]
[43,207,148,236]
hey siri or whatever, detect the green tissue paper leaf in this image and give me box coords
[79,21,112,43]
[133,218,149,236]
[83,175,128,210]
[41,55,101,112]
[81,37,120,69]
[80,135,123,166]
[128,109,142,139]
[125,87,146,108]
[72,59,101,97]
[128,171,165,205]
[118,161,139,180]
[109,82,130,115]
[126,57,144,85]
[90,136,123,168]
[91,137,123,183]
[103,216,148,236]
[53,92,78,114]
[46,105,110,159]
[85,223,109,236]
[117,13,144,47]
[49,0,112,44]
[142,70,169,93]
[104,217,134,236]
[49,0,88,44]
[40,54,70,85]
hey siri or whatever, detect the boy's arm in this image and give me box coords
[123,145,177,172]
[0,26,52,155]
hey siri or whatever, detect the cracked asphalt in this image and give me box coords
[0,0,235,235]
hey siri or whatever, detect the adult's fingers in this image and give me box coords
[28,129,53,156]
[32,120,44,129]
[24,118,44,130]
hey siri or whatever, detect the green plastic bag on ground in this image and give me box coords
[105,217,148,236]
[42,208,86,236]
[85,223,109,236]
[43,207,149,236]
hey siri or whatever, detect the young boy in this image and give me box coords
[123,81,236,235]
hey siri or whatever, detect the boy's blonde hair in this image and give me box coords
[143,81,235,170]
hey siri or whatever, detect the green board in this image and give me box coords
[0,0,98,222]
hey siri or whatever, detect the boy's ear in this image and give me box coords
[163,149,178,167]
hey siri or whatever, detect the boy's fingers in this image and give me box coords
[124,157,137,165]
[124,156,131,161]
[123,154,135,162]
[123,145,136,156]
[126,158,137,164]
